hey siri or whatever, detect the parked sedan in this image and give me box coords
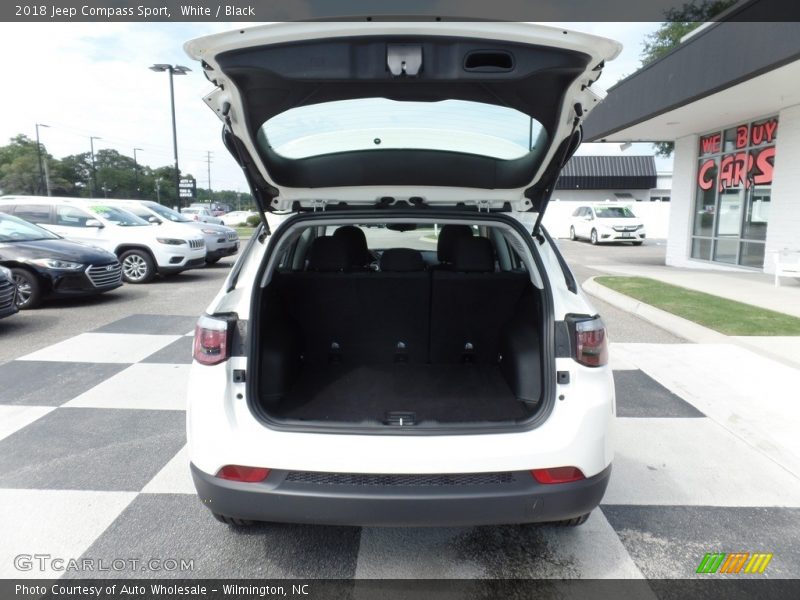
[0,265,18,320]
[181,207,224,225]
[107,200,239,264]
[220,210,257,227]
[569,204,646,245]
[0,212,122,308]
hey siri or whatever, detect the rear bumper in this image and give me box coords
[191,463,611,527]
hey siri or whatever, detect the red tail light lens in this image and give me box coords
[574,317,609,367]
[531,467,585,484]
[216,465,270,483]
[193,315,232,366]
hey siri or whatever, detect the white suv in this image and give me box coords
[0,196,206,283]
[185,22,619,527]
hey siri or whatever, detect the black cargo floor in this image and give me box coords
[272,363,533,424]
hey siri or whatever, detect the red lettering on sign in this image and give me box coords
[718,152,753,192]
[753,146,775,185]
[751,119,778,146]
[701,134,721,155]
[736,125,749,149]
[697,159,716,190]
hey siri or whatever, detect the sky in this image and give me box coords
[0,21,669,197]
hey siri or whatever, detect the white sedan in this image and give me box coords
[181,207,224,225]
[220,210,258,227]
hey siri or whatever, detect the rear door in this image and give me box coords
[185,22,620,221]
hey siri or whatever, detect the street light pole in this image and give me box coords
[150,63,190,208]
[35,123,50,195]
[89,136,101,198]
[133,147,143,198]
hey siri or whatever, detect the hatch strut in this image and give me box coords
[531,123,583,235]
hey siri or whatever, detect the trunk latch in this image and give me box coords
[387,44,422,77]
[384,411,416,426]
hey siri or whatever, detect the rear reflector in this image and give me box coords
[574,317,609,367]
[193,315,232,366]
[216,465,270,483]
[531,467,585,484]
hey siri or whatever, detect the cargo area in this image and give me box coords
[253,224,546,428]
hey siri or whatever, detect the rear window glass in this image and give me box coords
[329,224,479,252]
[259,99,547,160]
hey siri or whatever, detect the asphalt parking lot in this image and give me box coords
[1,239,798,580]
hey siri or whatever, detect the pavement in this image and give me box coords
[1,242,799,581]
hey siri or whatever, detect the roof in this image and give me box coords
[582,0,800,142]
[555,155,657,190]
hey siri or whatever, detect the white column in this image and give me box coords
[764,104,800,274]
[665,135,698,267]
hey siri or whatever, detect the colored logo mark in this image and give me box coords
[697,552,773,574]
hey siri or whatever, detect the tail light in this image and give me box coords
[531,467,585,484]
[216,465,270,483]
[193,315,233,366]
[574,317,608,367]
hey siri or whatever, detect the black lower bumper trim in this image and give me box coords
[191,463,611,527]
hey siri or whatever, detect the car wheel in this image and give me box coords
[205,257,221,265]
[212,512,256,527]
[11,268,42,309]
[632,241,643,246]
[569,226,576,241]
[119,250,156,283]
[590,229,598,245]
[546,513,591,527]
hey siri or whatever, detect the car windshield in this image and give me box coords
[0,212,60,242]
[88,205,148,226]
[595,207,636,218]
[260,98,547,160]
[146,203,192,223]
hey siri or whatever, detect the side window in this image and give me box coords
[13,204,51,224]
[56,205,92,227]
[571,208,581,217]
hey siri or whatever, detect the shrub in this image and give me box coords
[245,214,261,227]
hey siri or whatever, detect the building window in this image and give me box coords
[691,116,777,268]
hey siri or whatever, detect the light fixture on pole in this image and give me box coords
[133,147,143,198]
[35,123,50,195]
[149,63,191,207]
[89,136,102,198]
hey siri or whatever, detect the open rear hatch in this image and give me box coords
[185,22,621,225]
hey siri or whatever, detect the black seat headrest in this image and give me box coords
[333,225,372,267]
[380,248,425,272]
[452,237,495,273]
[437,225,473,263]
[306,236,349,272]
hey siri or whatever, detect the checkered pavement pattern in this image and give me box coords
[1,314,798,579]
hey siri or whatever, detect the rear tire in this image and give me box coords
[119,249,156,283]
[569,226,576,241]
[590,229,598,245]
[11,268,42,309]
[546,513,591,527]
[212,512,256,527]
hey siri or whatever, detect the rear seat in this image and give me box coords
[277,240,430,365]
[430,236,528,363]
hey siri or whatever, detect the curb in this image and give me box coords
[582,276,800,369]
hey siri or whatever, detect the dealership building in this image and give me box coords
[583,7,800,273]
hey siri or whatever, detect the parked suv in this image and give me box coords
[0,197,206,283]
[185,22,619,527]
[0,212,122,308]
[569,204,646,245]
[105,199,240,264]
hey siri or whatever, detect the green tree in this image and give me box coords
[641,0,736,157]
[0,135,45,195]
